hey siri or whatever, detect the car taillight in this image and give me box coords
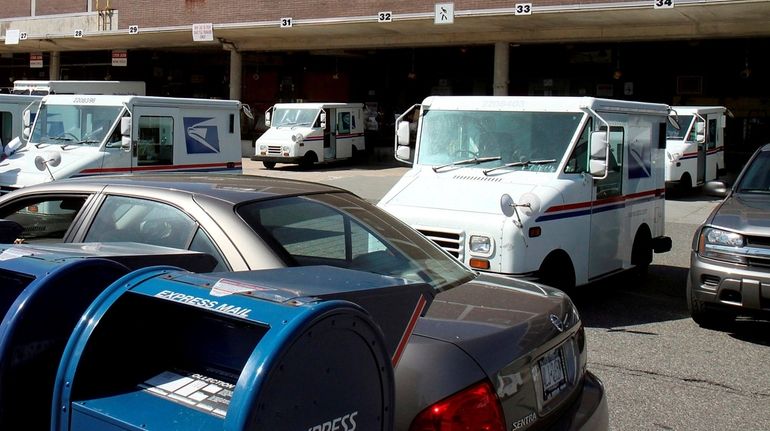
[409,380,506,431]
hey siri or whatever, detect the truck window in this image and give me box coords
[565,118,592,174]
[138,116,174,165]
[595,126,624,199]
[337,112,351,134]
[708,118,717,150]
[0,111,11,146]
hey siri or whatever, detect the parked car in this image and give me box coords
[0,173,607,430]
[688,143,770,327]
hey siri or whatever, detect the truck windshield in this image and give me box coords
[30,104,121,147]
[417,110,583,172]
[272,108,319,127]
[666,115,694,140]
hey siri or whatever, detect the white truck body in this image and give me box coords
[378,96,673,289]
[252,102,365,169]
[665,106,727,189]
[12,80,146,96]
[0,94,242,194]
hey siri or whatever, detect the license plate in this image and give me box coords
[539,346,567,402]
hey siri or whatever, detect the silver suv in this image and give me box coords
[688,143,770,327]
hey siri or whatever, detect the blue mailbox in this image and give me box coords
[52,265,434,431]
[0,242,217,430]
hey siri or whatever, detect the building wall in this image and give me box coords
[36,0,86,15]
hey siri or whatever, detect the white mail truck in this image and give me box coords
[665,106,729,191]
[12,80,146,96]
[0,94,244,194]
[378,96,673,289]
[252,102,365,169]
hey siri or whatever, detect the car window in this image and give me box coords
[85,195,197,250]
[189,227,229,272]
[736,150,770,193]
[0,195,88,243]
[236,192,475,291]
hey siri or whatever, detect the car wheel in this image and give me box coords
[686,276,733,328]
[263,161,276,170]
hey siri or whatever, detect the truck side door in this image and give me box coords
[131,107,179,171]
[589,124,625,279]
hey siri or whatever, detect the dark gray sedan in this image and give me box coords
[0,173,607,430]
[688,143,770,327]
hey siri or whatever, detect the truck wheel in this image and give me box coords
[630,227,652,283]
[262,161,276,170]
[678,172,692,195]
[686,276,733,328]
[299,153,316,170]
[538,252,575,291]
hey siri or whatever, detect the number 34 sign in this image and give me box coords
[654,0,674,8]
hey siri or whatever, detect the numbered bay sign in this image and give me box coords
[128,25,139,35]
[654,0,674,8]
[74,29,84,38]
[434,3,454,24]
[378,11,393,22]
[514,3,532,15]
[280,17,293,28]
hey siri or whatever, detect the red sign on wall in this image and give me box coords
[30,52,43,68]
[112,50,127,67]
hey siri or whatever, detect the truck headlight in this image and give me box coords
[469,235,493,256]
[292,133,303,143]
[698,227,746,264]
[259,144,267,151]
[282,145,290,152]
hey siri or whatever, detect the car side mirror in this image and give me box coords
[589,131,608,178]
[0,219,24,244]
[703,180,729,198]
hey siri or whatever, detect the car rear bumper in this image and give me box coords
[563,370,609,431]
[689,251,770,312]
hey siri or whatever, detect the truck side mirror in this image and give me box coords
[120,117,131,136]
[22,127,30,140]
[589,131,608,178]
[120,117,132,152]
[396,121,411,147]
[264,110,271,127]
[695,121,706,143]
[320,111,327,129]
[22,109,31,128]
[396,145,411,162]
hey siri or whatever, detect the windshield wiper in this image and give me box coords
[482,159,557,175]
[433,156,501,172]
[61,139,99,149]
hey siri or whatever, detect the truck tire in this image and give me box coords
[299,153,316,170]
[630,227,652,283]
[538,252,575,291]
[678,172,692,195]
[263,161,276,170]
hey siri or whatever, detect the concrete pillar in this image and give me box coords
[229,49,242,101]
[49,51,61,80]
[493,42,509,96]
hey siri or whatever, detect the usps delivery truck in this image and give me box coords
[378,96,673,290]
[0,94,244,194]
[665,106,729,192]
[252,102,365,169]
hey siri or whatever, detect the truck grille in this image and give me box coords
[267,145,282,155]
[745,235,770,269]
[417,228,464,260]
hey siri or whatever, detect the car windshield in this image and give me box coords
[236,192,475,291]
[271,108,319,127]
[735,150,770,194]
[30,104,121,147]
[666,115,694,140]
[416,109,582,172]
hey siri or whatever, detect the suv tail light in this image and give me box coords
[409,380,506,431]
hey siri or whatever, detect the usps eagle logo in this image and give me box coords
[184,117,220,154]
